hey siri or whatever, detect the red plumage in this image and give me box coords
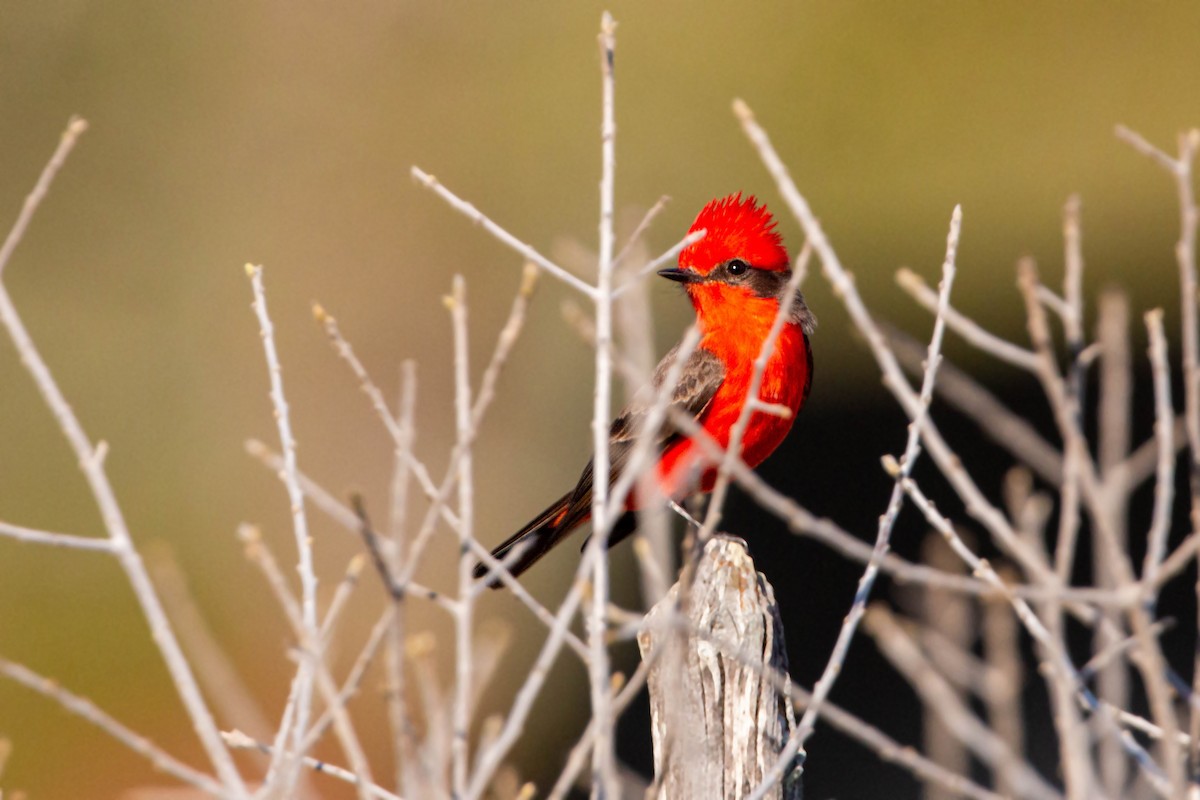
[680,193,789,274]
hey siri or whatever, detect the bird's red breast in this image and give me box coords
[650,314,808,501]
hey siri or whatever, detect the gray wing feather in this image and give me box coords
[569,346,725,507]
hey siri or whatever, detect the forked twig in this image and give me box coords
[246,264,322,796]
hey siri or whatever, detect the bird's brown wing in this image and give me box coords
[568,343,726,511]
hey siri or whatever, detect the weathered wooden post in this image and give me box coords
[637,535,801,800]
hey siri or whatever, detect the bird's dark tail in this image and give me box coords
[474,493,638,588]
[474,492,580,586]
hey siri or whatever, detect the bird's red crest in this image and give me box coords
[679,193,788,274]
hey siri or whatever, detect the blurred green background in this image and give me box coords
[0,2,1198,797]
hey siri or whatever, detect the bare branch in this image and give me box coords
[611,194,669,271]
[448,274,475,797]
[0,519,115,552]
[897,266,1040,372]
[0,656,224,796]
[1141,309,1176,597]
[245,263,322,795]
[223,730,403,800]
[885,323,1063,484]
[585,13,620,795]
[0,117,88,280]
[410,167,595,297]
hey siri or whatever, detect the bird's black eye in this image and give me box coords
[727,259,749,276]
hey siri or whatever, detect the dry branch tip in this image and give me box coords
[881,454,902,477]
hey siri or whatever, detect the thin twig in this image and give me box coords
[1080,619,1174,684]
[610,228,705,298]
[1033,226,1094,800]
[918,538,974,800]
[546,655,658,800]
[395,264,537,592]
[1106,706,1193,747]
[0,117,88,280]
[982,571,1025,798]
[1093,287,1134,800]
[0,520,115,551]
[303,605,396,753]
[886,323,1063,485]
[611,194,669,271]
[447,275,475,797]
[312,304,459,533]
[319,554,367,644]
[0,656,224,796]
[612,220,674,606]
[246,263,322,796]
[244,447,454,612]
[386,359,417,792]
[896,267,1041,372]
[585,13,619,795]
[223,730,404,800]
[464,576,589,799]
[410,167,595,298]
[1142,309,1176,598]
[1022,266,1132,795]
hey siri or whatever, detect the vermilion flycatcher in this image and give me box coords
[476,194,814,584]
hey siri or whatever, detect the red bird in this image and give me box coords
[476,194,814,584]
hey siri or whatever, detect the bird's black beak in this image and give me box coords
[657,267,701,284]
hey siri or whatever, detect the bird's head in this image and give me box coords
[659,194,811,331]
[659,194,789,291]
[679,193,788,274]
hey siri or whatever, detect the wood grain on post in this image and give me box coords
[637,534,801,800]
